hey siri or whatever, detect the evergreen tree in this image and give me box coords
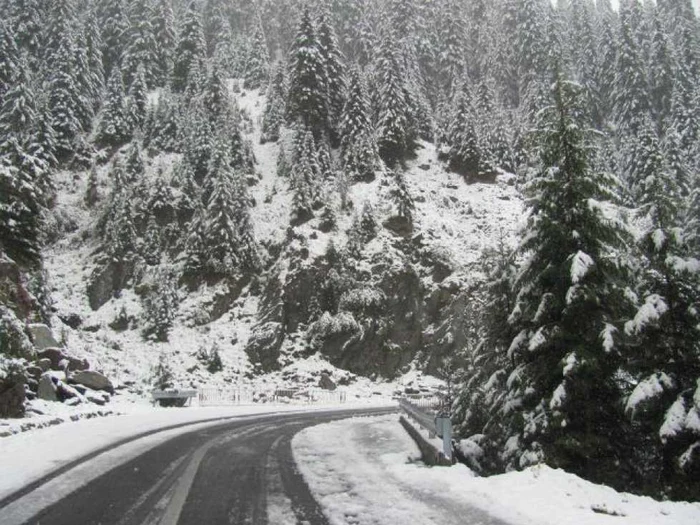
[97,0,130,80]
[446,82,488,178]
[243,17,270,90]
[123,0,159,88]
[505,77,631,481]
[290,130,322,224]
[127,63,148,132]
[622,110,700,497]
[613,0,650,134]
[339,66,379,182]
[389,169,414,224]
[286,8,329,140]
[172,2,206,93]
[317,10,346,143]
[97,69,130,147]
[152,0,176,86]
[0,22,20,103]
[83,9,106,114]
[8,0,43,64]
[142,267,179,342]
[261,62,286,143]
[376,31,414,166]
[103,192,137,260]
[195,137,259,275]
[147,88,180,153]
[0,154,43,266]
[201,65,231,128]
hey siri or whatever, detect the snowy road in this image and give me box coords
[0,407,393,525]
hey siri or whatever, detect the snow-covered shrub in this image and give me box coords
[338,288,386,318]
[308,311,361,349]
[197,342,223,373]
[0,305,34,360]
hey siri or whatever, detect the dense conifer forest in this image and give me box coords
[0,0,699,501]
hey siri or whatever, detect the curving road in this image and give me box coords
[0,407,394,525]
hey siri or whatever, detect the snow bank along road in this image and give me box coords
[0,407,394,525]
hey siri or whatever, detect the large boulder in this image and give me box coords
[36,348,89,372]
[69,370,114,393]
[27,324,60,350]
[37,374,58,402]
[86,259,136,311]
[37,348,67,370]
[244,322,285,372]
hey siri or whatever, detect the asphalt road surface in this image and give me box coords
[1,407,394,525]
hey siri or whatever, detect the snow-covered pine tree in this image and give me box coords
[103,191,137,260]
[141,215,162,266]
[340,67,379,182]
[198,136,258,276]
[647,9,674,129]
[317,10,346,145]
[613,0,651,135]
[82,8,105,114]
[97,0,130,81]
[376,30,414,167]
[0,21,20,103]
[122,0,159,88]
[261,62,286,143]
[182,101,213,183]
[147,88,180,153]
[97,69,130,147]
[243,17,270,90]
[290,129,322,224]
[152,0,176,86]
[0,153,43,266]
[286,8,329,141]
[8,0,44,65]
[622,112,700,498]
[172,2,206,93]
[445,81,487,178]
[123,140,145,185]
[142,267,179,342]
[201,65,231,128]
[505,76,631,482]
[389,169,414,224]
[127,64,148,132]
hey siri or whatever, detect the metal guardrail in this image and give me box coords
[399,397,453,461]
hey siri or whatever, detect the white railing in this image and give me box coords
[197,387,347,407]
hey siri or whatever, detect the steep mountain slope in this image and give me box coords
[41,83,522,397]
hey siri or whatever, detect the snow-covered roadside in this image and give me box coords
[292,415,700,525]
[0,402,394,502]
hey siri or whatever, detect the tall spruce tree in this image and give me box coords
[152,0,176,86]
[505,76,631,482]
[97,69,130,147]
[243,17,270,90]
[286,8,329,141]
[173,2,206,93]
[317,10,346,144]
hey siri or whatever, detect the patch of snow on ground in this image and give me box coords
[293,416,700,525]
